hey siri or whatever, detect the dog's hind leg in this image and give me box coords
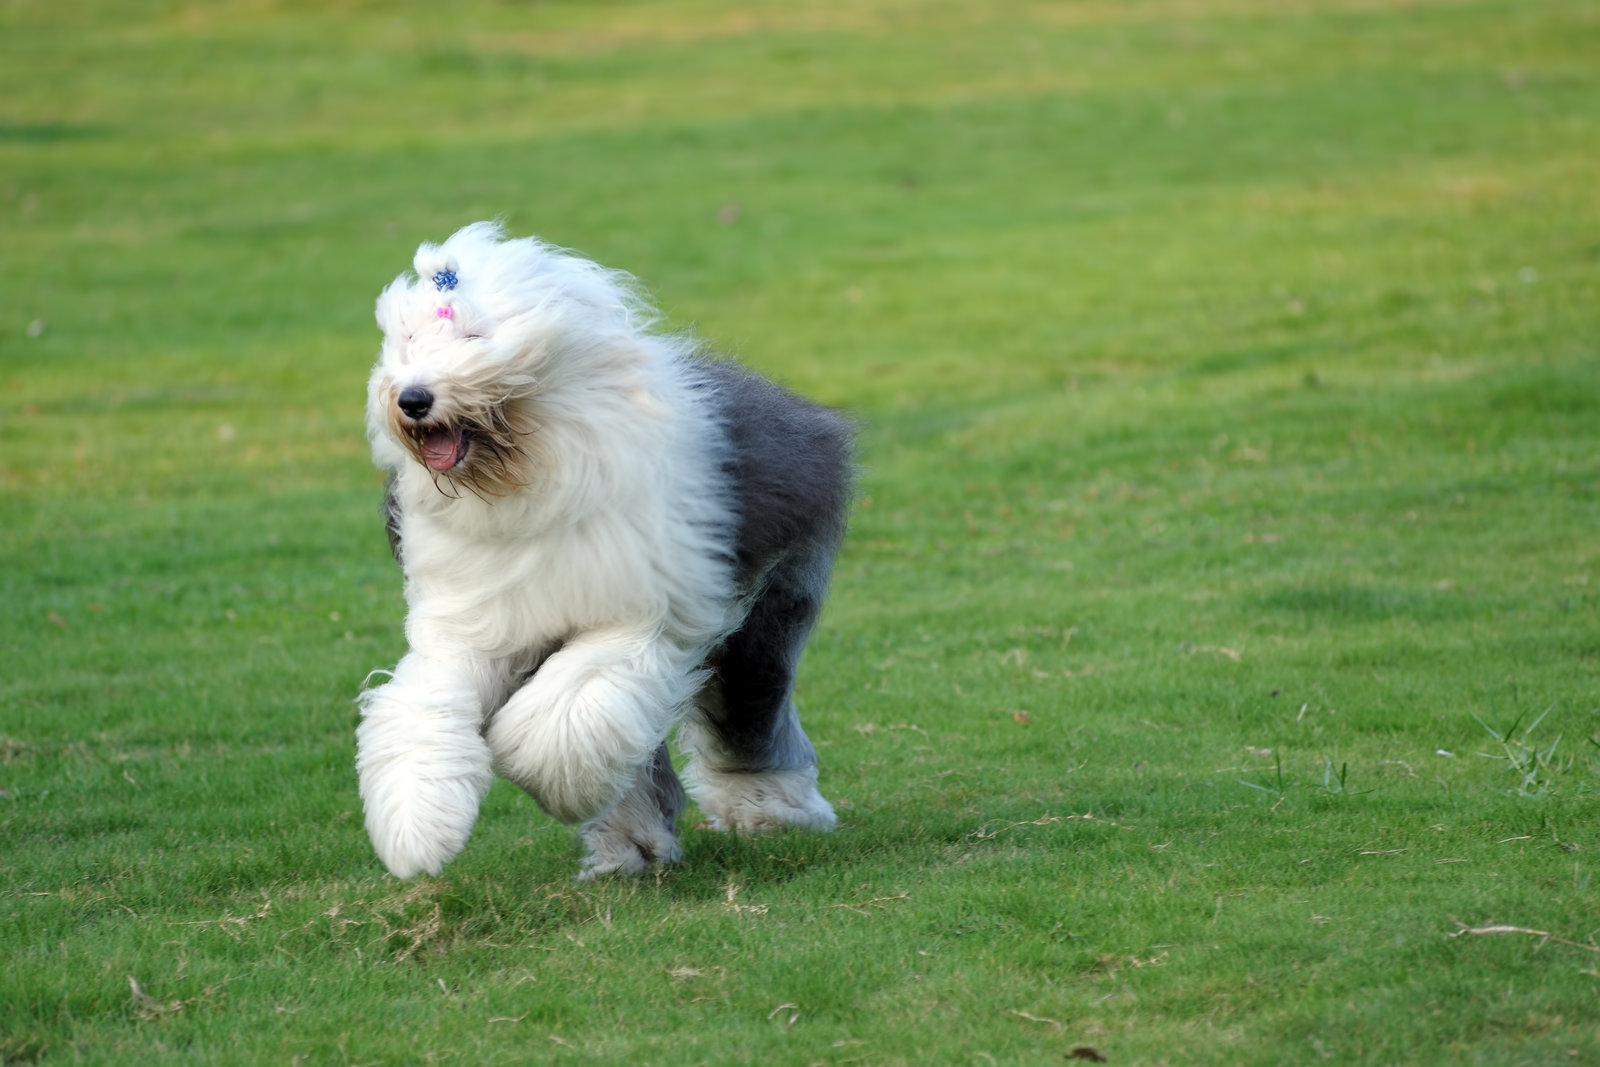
[679,552,838,832]
[576,743,685,879]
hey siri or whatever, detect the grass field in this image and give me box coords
[4,0,1600,1063]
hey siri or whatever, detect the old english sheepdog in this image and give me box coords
[355,223,852,880]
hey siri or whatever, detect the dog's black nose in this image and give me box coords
[397,386,434,420]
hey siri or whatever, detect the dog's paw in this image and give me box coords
[355,678,495,878]
[688,765,838,833]
[575,774,684,879]
[359,770,491,879]
[576,820,682,880]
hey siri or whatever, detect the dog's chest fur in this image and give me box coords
[386,454,737,664]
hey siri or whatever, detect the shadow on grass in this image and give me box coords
[0,121,111,144]
[1260,581,1469,623]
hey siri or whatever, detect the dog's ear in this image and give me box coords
[374,278,410,336]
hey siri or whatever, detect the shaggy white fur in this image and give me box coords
[356,223,851,879]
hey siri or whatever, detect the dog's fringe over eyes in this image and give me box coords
[358,221,854,881]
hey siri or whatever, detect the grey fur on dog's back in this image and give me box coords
[689,357,853,584]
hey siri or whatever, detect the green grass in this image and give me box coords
[4,0,1600,1062]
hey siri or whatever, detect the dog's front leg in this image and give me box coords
[356,651,498,878]
[485,628,700,826]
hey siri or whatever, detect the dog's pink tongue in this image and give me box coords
[421,429,464,471]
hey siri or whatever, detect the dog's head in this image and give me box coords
[368,222,657,497]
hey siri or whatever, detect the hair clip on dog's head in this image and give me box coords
[432,266,459,322]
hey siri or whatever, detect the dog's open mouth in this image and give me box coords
[420,427,470,471]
